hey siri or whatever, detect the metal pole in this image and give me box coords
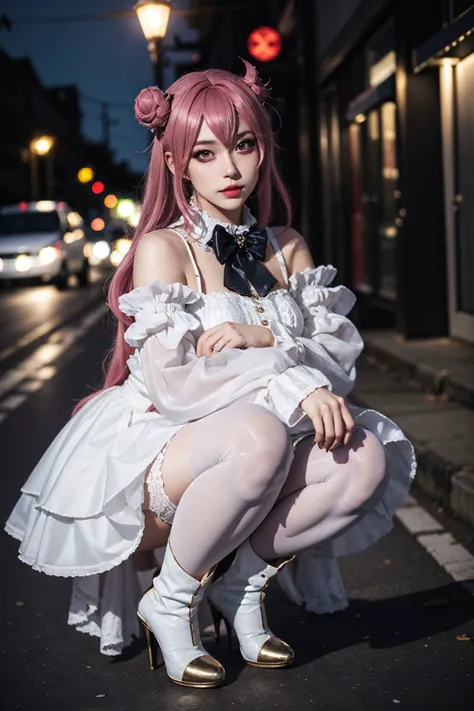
[46,151,54,199]
[148,38,163,87]
[30,151,39,201]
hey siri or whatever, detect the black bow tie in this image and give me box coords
[206,224,278,297]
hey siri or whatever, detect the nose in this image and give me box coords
[222,151,241,180]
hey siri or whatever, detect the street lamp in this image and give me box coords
[134,0,171,87]
[29,135,55,200]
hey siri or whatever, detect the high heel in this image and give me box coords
[208,600,233,648]
[138,615,159,671]
[207,539,295,668]
[137,542,225,688]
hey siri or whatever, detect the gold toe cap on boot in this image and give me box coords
[179,655,226,688]
[249,637,295,668]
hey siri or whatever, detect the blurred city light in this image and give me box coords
[30,136,55,156]
[115,238,132,256]
[247,27,282,62]
[77,167,95,183]
[134,0,171,40]
[104,193,118,209]
[91,217,105,231]
[92,181,105,195]
[128,210,141,227]
[18,202,29,211]
[116,199,135,219]
[91,241,111,260]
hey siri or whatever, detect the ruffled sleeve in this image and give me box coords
[118,279,299,425]
[260,266,364,424]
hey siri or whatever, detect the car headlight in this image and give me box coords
[39,245,60,265]
[91,240,111,260]
[15,254,32,272]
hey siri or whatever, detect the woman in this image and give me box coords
[5,61,415,688]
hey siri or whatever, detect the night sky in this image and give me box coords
[1,0,196,174]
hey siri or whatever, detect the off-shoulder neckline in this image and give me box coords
[123,265,337,303]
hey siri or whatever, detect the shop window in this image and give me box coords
[455,51,474,315]
[349,102,399,301]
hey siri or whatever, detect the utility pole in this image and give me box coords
[101,101,111,149]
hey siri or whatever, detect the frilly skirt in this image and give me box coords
[5,381,416,655]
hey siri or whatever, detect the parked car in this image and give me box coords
[0,201,89,289]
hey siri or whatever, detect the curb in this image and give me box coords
[363,338,474,411]
[350,357,474,532]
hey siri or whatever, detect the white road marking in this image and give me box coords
[396,506,444,534]
[0,303,107,421]
[1,393,28,411]
[396,499,474,595]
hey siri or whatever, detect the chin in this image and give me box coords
[213,194,248,210]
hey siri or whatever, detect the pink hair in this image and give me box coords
[73,61,292,416]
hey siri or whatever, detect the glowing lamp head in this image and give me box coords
[134,1,171,41]
[30,136,55,156]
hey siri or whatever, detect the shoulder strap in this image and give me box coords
[167,227,203,294]
[266,227,289,286]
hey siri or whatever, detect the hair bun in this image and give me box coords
[241,59,271,101]
[134,86,171,134]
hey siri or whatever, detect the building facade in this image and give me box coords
[313,0,474,343]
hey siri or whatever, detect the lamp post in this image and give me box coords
[134,0,171,88]
[29,135,55,200]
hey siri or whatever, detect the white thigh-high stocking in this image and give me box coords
[249,427,389,560]
[165,404,294,579]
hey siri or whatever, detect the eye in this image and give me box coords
[192,149,214,162]
[236,138,256,152]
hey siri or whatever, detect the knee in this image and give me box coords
[340,428,388,514]
[229,405,293,502]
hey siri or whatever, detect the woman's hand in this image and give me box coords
[196,322,274,357]
[300,387,355,452]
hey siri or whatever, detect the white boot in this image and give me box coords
[137,542,225,688]
[207,539,294,668]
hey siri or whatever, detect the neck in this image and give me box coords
[192,193,243,226]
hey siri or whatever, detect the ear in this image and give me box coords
[164,151,175,175]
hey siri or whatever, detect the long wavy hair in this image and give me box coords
[73,60,292,415]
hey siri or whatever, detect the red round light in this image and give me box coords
[18,201,29,211]
[247,27,282,62]
[92,181,105,195]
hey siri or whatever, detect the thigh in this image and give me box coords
[277,426,370,501]
[159,403,290,506]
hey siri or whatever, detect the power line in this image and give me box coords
[1,6,244,27]
[80,93,132,112]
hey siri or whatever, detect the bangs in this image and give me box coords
[201,87,239,148]
[175,83,265,169]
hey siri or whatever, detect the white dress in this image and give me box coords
[4,225,416,656]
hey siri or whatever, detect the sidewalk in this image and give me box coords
[352,331,474,530]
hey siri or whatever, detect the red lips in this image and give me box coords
[220,186,243,198]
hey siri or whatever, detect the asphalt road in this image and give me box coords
[1,293,473,711]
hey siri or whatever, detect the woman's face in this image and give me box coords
[179,117,260,220]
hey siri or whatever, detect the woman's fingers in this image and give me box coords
[329,407,345,451]
[313,415,325,449]
[322,408,335,451]
[340,401,356,446]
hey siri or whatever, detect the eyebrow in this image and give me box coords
[194,130,254,146]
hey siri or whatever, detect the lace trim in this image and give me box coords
[146,438,177,525]
[169,198,257,251]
